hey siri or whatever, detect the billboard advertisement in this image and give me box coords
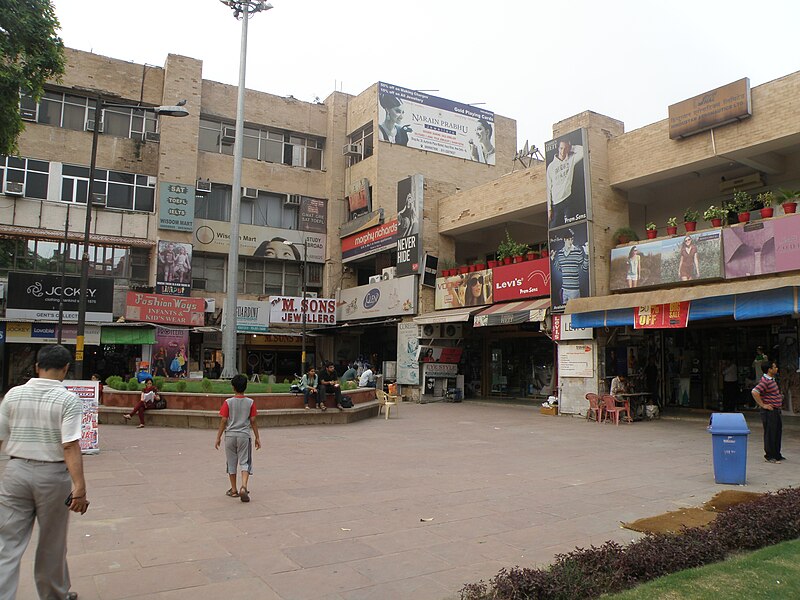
[152,328,189,378]
[492,258,551,302]
[194,219,326,263]
[63,380,100,455]
[395,175,424,277]
[416,346,463,364]
[125,292,204,326]
[156,240,192,297]
[158,181,195,232]
[268,296,337,326]
[549,223,591,314]
[546,128,590,229]
[341,219,398,263]
[336,275,417,321]
[435,269,493,310]
[347,178,371,219]
[378,82,496,165]
[6,272,114,322]
[723,214,800,279]
[221,299,270,333]
[299,197,328,233]
[396,322,420,386]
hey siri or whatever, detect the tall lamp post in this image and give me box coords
[220,0,273,379]
[73,98,188,379]
[288,240,308,371]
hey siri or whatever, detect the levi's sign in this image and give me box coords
[492,258,551,302]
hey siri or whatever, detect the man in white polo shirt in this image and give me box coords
[0,345,89,600]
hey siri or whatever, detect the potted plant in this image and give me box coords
[703,205,727,228]
[513,243,529,263]
[612,227,639,245]
[440,258,456,277]
[458,264,470,275]
[732,189,754,223]
[526,248,539,261]
[778,188,798,214]
[497,230,527,265]
[756,191,776,218]
[487,258,499,268]
[683,208,699,232]
[645,222,658,239]
[666,217,678,236]
[474,260,487,271]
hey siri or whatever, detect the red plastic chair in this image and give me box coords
[585,393,603,424]
[601,394,631,425]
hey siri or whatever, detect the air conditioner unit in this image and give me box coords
[85,119,103,133]
[221,126,236,144]
[196,179,212,193]
[91,193,106,207]
[419,324,439,338]
[144,131,161,143]
[242,187,258,199]
[4,181,24,196]
[720,173,764,194]
[146,175,158,187]
[368,275,382,284]
[285,194,301,206]
[304,291,318,298]
[441,323,462,339]
[381,267,397,280]
[192,278,208,290]
[20,108,36,122]
[204,298,216,312]
[342,143,362,157]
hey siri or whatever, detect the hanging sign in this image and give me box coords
[633,302,690,329]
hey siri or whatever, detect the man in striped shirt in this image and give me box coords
[751,360,785,464]
[0,345,89,600]
[552,228,589,304]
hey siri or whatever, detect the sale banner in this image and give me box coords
[634,302,690,329]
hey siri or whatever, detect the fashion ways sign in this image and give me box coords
[395,175,424,277]
[6,272,114,322]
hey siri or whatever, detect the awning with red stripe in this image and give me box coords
[473,298,550,327]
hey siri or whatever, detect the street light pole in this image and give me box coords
[220,0,273,379]
[300,239,307,370]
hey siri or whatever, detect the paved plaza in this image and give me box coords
[5,403,799,600]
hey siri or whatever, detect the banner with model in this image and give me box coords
[545,128,591,230]
[395,175,424,277]
[156,240,192,297]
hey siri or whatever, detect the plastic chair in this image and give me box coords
[375,389,398,420]
[601,394,631,425]
[585,393,603,424]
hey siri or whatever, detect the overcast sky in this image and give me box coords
[53,0,799,154]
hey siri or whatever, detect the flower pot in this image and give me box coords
[541,249,548,257]
[447,269,457,277]
[474,263,486,271]
[458,265,470,275]
[440,269,448,277]
[646,229,658,239]
[666,226,678,236]
[782,202,797,214]
[487,260,498,268]
[513,255,524,263]
[502,257,512,265]
[526,252,538,261]
[469,265,478,272]
[737,212,750,223]
[684,221,697,232]
[711,218,723,227]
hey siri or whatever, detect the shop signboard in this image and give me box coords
[340,208,384,238]
[558,343,594,378]
[492,258,550,302]
[125,292,204,326]
[416,345,463,364]
[268,296,337,326]
[422,362,458,376]
[546,128,591,229]
[6,272,114,322]
[156,240,193,297]
[158,181,195,232]
[4,322,101,345]
[222,298,270,333]
[378,82,496,165]
[633,302,690,329]
[152,328,189,377]
[668,78,751,140]
[434,268,493,310]
[193,218,326,263]
[421,254,439,288]
[551,314,593,341]
[723,213,800,279]
[63,380,100,455]
[347,178,371,220]
[549,222,591,314]
[299,197,328,233]
[395,175,424,277]
[336,275,417,321]
[396,322,420,385]
[341,219,398,262]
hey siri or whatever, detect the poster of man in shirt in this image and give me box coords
[545,128,590,229]
[156,240,193,296]
[395,174,424,277]
[549,222,591,314]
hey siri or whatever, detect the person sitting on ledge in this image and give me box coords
[123,379,160,428]
[320,361,345,410]
[300,366,322,410]
[358,364,376,388]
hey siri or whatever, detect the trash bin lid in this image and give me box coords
[707,412,750,435]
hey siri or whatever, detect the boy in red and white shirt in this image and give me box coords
[215,374,261,501]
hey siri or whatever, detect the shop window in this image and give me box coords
[346,122,374,166]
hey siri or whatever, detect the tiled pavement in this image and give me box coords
[5,403,799,600]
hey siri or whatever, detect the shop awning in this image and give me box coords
[413,306,483,325]
[310,317,400,333]
[473,298,550,327]
[100,324,156,345]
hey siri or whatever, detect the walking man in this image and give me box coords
[0,345,89,600]
[751,360,785,463]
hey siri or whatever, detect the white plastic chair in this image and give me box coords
[375,389,398,420]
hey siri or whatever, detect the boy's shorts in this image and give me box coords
[224,435,252,474]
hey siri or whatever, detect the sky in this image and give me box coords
[53,0,800,155]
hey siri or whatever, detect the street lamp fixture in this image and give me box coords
[73,97,189,379]
[220,0,273,379]
[288,240,308,371]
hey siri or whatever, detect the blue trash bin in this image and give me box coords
[707,413,750,485]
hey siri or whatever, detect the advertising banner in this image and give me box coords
[347,178,371,219]
[634,302,690,329]
[152,328,189,377]
[549,223,591,314]
[395,175,424,277]
[546,128,590,229]
[492,258,551,302]
[340,208,384,239]
[417,345,463,364]
[299,197,328,233]
[125,292,204,326]
[669,78,751,140]
[222,299,270,333]
[341,219,398,263]
[4,322,101,345]
[378,82,496,165]
[336,275,417,321]
[723,214,800,279]
[551,314,593,341]
[63,380,100,455]
[422,362,458,376]
[396,322,420,385]
[158,181,195,232]
[434,268,493,310]
[156,240,192,297]
[421,254,439,288]
[268,296,337,326]
[558,343,594,378]
[194,218,326,263]
[6,272,114,322]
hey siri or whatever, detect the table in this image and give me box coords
[617,392,653,421]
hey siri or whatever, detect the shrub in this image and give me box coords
[176,380,187,392]
[342,380,358,391]
[105,375,124,390]
[683,207,699,222]
[612,227,639,245]
[127,378,140,391]
[153,376,166,390]
[201,378,213,393]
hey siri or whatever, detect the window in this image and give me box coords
[239,190,298,229]
[194,184,231,221]
[190,253,304,296]
[0,155,50,199]
[347,122,374,166]
[60,165,155,212]
[192,253,226,292]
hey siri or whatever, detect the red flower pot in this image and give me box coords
[458,265,470,275]
[711,218,723,227]
[474,263,486,271]
[760,207,774,219]
[646,229,658,239]
[487,260,498,268]
[738,212,750,223]
[684,221,697,232]
[526,252,539,261]
[541,249,548,257]
[666,226,678,236]
[782,202,797,214]
[447,269,457,277]
[502,257,512,265]
[440,270,448,277]
[513,255,524,263]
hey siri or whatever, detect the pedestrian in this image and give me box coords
[722,359,738,412]
[0,345,89,600]
[320,361,345,410]
[751,360,785,463]
[215,374,261,502]
[359,363,376,388]
[300,366,320,410]
[123,379,160,428]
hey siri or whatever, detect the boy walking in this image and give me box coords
[215,375,261,502]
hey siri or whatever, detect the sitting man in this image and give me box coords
[358,363,376,388]
[341,363,358,384]
[320,361,345,410]
[610,373,633,420]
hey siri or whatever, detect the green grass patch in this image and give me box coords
[606,538,800,599]
[112,380,294,394]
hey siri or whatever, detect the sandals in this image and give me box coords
[337,404,344,411]
[226,488,239,497]
[123,414,131,421]
[304,405,310,410]
[239,487,250,503]
[137,424,145,428]
[318,404,327,411]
